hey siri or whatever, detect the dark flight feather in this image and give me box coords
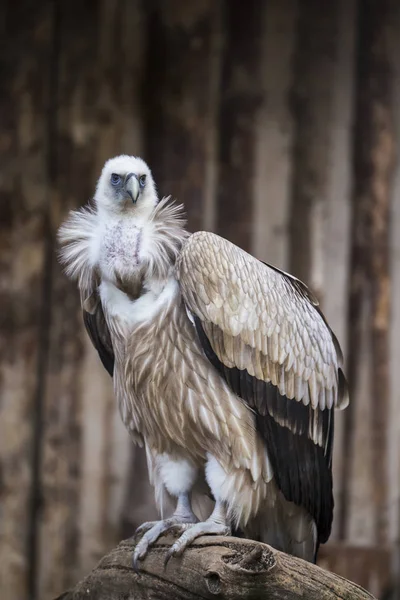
[193,314,334,544]
[83,304,114,377]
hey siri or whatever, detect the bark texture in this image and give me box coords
[55,535,377,600]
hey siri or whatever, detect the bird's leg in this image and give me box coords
[132,493,198,570]
[165,499,231,564]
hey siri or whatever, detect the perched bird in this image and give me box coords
[58,155,348,568]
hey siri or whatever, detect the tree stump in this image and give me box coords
[55,535,377,599]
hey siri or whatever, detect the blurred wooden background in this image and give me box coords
[1,0,400,598]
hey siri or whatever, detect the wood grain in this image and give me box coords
[288,0,340,295]
[216,0,264,252]
[0,2,53,598]
[55,535,377,600]
[143,0,221,234]
[339,0,398,545]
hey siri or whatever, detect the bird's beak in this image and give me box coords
[125,173,140,204]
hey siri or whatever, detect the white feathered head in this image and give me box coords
[94,155,158,215]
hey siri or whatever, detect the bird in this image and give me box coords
[58,154,349,568]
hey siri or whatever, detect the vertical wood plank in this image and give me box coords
[346,298,376,545]
[286,0,354,546]
[288,0,340,294]
[388,34,400,588]
[322,0,356,363]
[143,0,222,233]
[78,338,115,574]
[367,0,398,546]
[0,3,52,599]
[252,0,297,268]
[38,3,98,594]
[216,0,264,251]
[324,0,356,541]
[340,0,398,546]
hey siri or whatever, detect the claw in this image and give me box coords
[164,520,231,564]
[162,524,195,567]
[134,520,158,539]
[132,533,151,572]
[164,547,175,568]
[132,550,142,573]
[131,515,198,570]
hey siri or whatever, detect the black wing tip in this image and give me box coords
[98,352,114,377]
[193,314,334,545]
[259,260,320,305]
[338,368,349,409]
[83,310,114,377]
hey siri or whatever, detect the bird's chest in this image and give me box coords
[113,299,201,453]
[99,220,144,296]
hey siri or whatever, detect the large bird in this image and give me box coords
[58,155,348,567]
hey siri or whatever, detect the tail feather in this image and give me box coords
[244,499,318,563]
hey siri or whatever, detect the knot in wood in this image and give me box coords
[223,543,276,573]
[205,571,221,595]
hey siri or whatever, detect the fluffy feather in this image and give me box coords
[57,203,98,295]
[142,197,189,281]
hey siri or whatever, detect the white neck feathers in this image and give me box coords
[58,196,188,308]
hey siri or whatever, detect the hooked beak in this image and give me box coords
[125,173,140,204]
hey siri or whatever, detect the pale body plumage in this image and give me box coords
[58,155,348,564]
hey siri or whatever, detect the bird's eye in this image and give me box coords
[139,174,146,188]
[111,173,121,186]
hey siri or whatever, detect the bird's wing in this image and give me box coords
[81,286,114,377]
[176,231,348,543]
[57,205,114,377]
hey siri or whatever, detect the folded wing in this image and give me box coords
[176,231,348,543]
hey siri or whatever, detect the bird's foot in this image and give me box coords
[164,519,231,565]
[133,513,198,571]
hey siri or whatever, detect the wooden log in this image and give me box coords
[54,535,377,600]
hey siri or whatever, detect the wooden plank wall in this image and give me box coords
[0,1,399,599]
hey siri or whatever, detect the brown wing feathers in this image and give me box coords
[177,232,347,546]
[194,314,334,543]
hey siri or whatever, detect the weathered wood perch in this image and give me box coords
[55,534,377,599]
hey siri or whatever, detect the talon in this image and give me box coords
[164,515,231,559]
[132,536,149,572]
[133,521,156,543]
[168,522,193,537]
[131,512,198,570]
[164,547,175,567]
[132,552,141,573]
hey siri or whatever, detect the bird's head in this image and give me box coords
[94,155,158,216]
